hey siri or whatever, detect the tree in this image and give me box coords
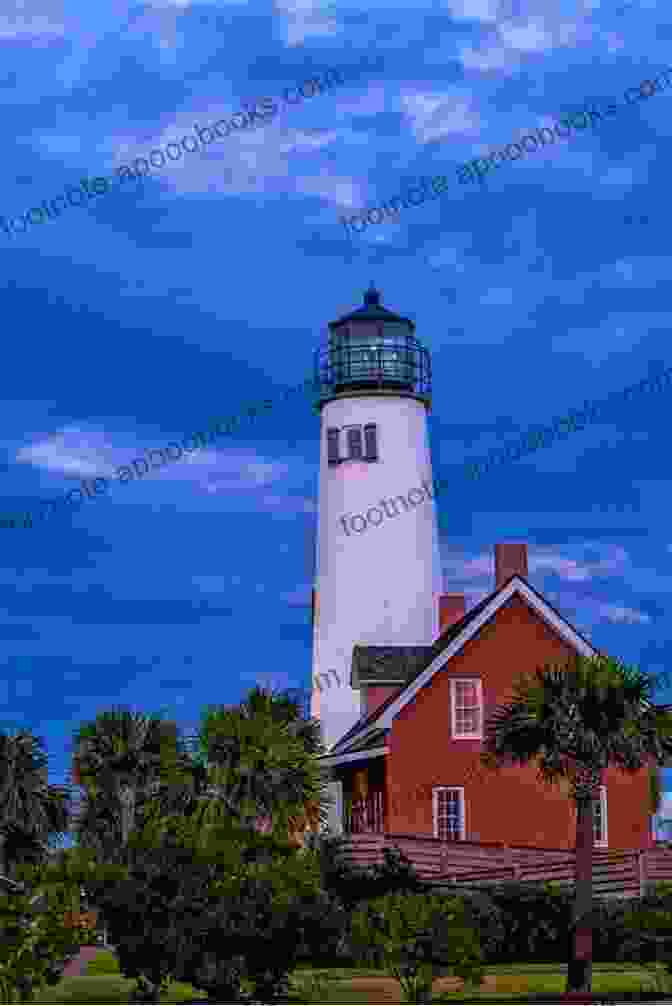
[350,892,484,1003]
[480,652,672,994]
[0,730,70,882]
[650,764,663,816]
[0,848,109,1003]
[71,708,193,862]
[87,811,321,1003]
[151,686,333,851]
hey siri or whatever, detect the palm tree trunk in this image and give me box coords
[119,786,136,847]
[567,796,594,994]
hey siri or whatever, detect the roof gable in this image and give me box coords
[332,575,599,754]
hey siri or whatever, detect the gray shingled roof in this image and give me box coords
[351,646,434,687]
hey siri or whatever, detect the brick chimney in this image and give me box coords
[495,543,528,590]
[439,594,466,632]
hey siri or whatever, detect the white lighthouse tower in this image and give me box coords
[312,286,443,826]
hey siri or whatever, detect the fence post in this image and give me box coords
[639,849,647,898]
[503,842,517,876]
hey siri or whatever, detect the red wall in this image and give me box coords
[385,593,652,850]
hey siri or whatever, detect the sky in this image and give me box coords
[2,0,672,834]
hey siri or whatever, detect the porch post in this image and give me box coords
[325,779,344,835]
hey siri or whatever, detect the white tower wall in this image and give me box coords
[312,392,442,752]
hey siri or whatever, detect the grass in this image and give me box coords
[26,954,672,1004]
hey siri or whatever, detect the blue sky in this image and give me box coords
[2,0,672,828]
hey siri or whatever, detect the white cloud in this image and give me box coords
[594,603,651,624]
[12,426,302,508]
[401,90,480,145]
[16,428,117,479]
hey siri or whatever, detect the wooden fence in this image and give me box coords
[334,834,672,899]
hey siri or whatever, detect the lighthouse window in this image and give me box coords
[346,427,363,459]
[364,424,378,461]
[327,428,340,464]
[327,425,379,464]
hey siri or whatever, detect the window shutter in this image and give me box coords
[327,428,340,464]
[347,427,363,459]
[364,423,378,461]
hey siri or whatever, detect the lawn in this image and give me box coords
[28,954,672,1004]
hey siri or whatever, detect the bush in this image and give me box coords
[0,884,82,1003]
[294,889,350,966]
[453,889,506,962]
[85,950,121,976]
[350,892,484,1003]
[426,880,672,967]
[618,893,672,972]
[90,818,330,1003]
[320,839,423,913]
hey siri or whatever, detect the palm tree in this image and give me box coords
[480,652,672,995]
[0,730,70,881]
[202,685,332,840]
[71,708,193,861]
[147,687,332,851]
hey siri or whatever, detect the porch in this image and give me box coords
[334,832,672,899]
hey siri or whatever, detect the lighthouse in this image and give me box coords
[312,286,443,828]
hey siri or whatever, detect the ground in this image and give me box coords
[29,958,670,1003]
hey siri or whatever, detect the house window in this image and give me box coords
[327,428,340,464]
[433,787,465,841]
[593,785,608,846]
[450,679,483,739]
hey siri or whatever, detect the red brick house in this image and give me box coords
[321,543,653,851]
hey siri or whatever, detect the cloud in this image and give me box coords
[259,493,317,514]
[401,90,481,144]
[13,426,297,504]
[273,0,339,47]
[442,552,494,582]
[529,544,629,581]
[16,428,117,479]
[594,603,652,624]
[204,459,290,493]
[0,10,66,39]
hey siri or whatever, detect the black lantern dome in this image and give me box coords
[315,285,431,407]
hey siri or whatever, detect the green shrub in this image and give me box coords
[85,950,121,976]
[484,881,574,963]
[350,892,484,1003]
[450,890,506,962]
[320,839,423,913]
[0,885,81,1003]
[432,880,672,967]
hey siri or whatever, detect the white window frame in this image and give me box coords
[450,678,483,739]
[593,784,608,847]
[433,786,466,841]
